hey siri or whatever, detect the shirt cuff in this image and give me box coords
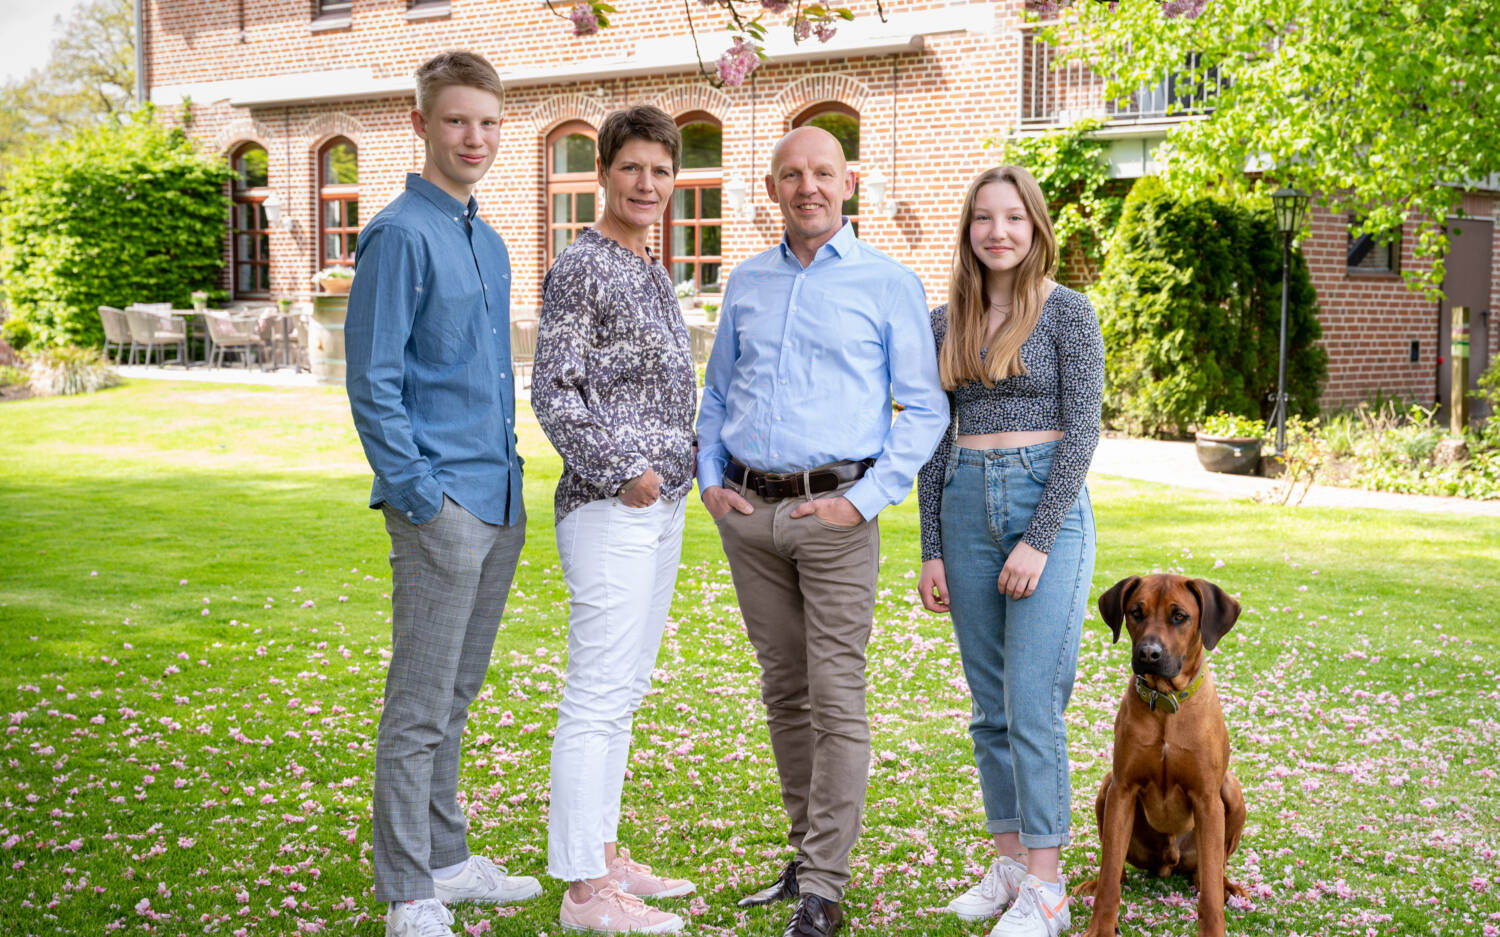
[386,471,445,525]
[697,454,726,491]
[843,477,886,522]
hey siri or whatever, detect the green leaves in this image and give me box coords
[0,109,234,349]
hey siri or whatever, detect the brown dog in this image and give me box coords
[1079,575,1247,937]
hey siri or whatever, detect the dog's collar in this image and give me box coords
[1134,668,1206,714]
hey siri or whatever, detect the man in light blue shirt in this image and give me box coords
[696,125,948,937]
[344,51,540,937]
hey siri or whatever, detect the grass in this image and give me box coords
[1,380,1498,937]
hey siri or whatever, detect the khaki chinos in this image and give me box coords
[713,478,878,903]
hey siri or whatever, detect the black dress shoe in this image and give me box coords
[782,894,843,937]
[738,859,800,907]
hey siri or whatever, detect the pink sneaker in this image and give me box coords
[608,848,696,899]
[559,884,684,934]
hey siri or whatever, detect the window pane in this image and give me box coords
[325,235,340,260]
[672,262,695,286]
[347,232,357,257]
[236,234,252,256]
[671,224,693,257]
[702,187,721,219]
[680,121,722,169]
[258,234,270,259]
[347,200,359,227]
[256,204,268,228]
[701,263,721,291]
[552,228,571,258]
[256,265,270,290]
[701,224,721,257]
[552,133,596,175]
[553,192,572,224]
[671,189,696,221]
[237,264,253,292]
[806,112,858,162]
[322,142,358,185]
[234,146,269,189]
[324,200,342,228]
[577,191,596,222]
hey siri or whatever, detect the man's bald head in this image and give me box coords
[769,125,847,177]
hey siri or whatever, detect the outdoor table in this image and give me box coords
[259,312,305,372]
[168,309,210,367]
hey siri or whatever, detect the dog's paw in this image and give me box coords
[1225,878,1248,899]
[1071,878,1098,897]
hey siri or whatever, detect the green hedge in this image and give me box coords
[0,109,233,349]
[1091,178,1327,437]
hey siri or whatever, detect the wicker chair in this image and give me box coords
[510,317,539,389]
[123,304,187,366]
[97,306,131,364]
[203,311,264,368]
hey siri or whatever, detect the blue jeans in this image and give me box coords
[940,440,1096,848]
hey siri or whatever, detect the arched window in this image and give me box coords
[664,113,722,294]
[319,138,360,268]
[230,143,271,298]
[546,121,598,266]
[792,103,859,233]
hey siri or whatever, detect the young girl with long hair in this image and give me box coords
[915,165,1104,937]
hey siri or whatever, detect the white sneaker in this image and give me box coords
[989,875,1071,937]
[386,898,455,937]
[432,855,543,905]
[947,855,1028,920]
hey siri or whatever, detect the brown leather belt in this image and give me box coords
[725,457,874,502]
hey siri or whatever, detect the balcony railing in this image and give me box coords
[1020,23,1226,129]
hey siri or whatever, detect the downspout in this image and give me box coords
[134,0,146,107]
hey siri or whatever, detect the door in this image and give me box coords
[1438,217,1493,426]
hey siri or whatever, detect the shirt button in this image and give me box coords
[492,328,497,334]
[780,378,787,384]
[798,274,805,280]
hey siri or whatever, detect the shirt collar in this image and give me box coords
[778,217,858,267]
[405,172,479,223]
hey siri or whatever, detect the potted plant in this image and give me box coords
[701,301,720,324]
[1194,411,1268,475]
[674,279,698,314]
[277,295,294,316]
[190,290,209,313]
[314,265,355,295]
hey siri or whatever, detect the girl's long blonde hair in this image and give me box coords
[939,165,1059,390]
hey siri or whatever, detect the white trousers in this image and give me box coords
[547,495,686,881]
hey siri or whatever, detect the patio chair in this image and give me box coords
[688,322,718,363]
[257,308,307,370]
[511,317,539,389]
[203,310,264,368]
[123,305,188,366]
[97,306,131,364]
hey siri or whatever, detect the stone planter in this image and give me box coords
[309,295,348,386]
[319,277,353,295]
[1194,433,1263,475]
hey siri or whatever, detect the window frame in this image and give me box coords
[229,142,272,300]
[662,112,724,295]
[318,137,361,270]
[1346,213,1401,277]
[545,120,600,268]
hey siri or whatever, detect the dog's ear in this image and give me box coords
[1097,576,1140,644]
[1187,578,1241,651]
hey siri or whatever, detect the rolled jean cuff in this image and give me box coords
[1018,830,1070,849]
[986,818,1022,835]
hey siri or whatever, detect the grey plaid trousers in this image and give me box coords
[373,495,525,901]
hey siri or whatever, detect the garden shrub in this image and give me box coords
[0,108,233,349]
[25,345,121,397]
[1092,178,1327,437]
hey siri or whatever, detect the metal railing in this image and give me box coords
[1019,24,1226,128]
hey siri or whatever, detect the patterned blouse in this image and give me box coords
[916,285,1104,560]
[532,227,697,523]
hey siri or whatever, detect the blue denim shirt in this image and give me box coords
[345,173,523,527]
[695,220,949,521]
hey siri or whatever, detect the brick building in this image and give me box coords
[140,0,1497,413]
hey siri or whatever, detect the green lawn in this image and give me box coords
[1,380,1497,937]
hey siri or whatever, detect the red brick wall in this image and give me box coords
[145,0,1499,414]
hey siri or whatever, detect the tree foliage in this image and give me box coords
[0,110,232,349]
[1053,0,1500,296]
[989,118,1126,284]
[0,0,134,178]
[1093,177,1326,436]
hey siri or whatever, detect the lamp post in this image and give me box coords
[1269,186,1308,458]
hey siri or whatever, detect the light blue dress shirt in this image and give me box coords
[345,173,523,527]
[695,220,949,521]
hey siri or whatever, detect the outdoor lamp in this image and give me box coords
[261,189,287,229]
[1268,186,1308,458]
[723,172,753,219]
[863,168,899,219]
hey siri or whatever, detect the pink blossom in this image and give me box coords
[569,4,599,36]
[814,20,837,42]
[791,16,811,41]
[715,36,760,86]
[760,0,789,11]
[1162,0,1208,16]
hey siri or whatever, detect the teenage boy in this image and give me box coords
[345,50,538,937]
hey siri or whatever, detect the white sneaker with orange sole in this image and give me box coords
[559,884,685,934]
[988,875,1071,937]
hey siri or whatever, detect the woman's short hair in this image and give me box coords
[597,106,682,175]
[415,51,503,114]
